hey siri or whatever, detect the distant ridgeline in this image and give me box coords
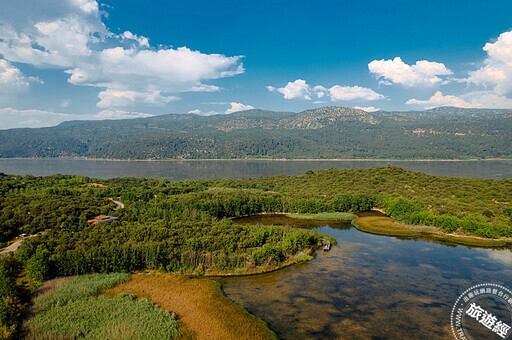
[1,106,512,159]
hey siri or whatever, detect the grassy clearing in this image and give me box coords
[352,216,509,247]
[352,216,419,236]
[286,212,357,220]
[23,273,181,340]
[103,272,277,340]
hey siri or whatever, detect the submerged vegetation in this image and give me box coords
[0,167,511,337]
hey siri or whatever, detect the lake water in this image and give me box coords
[0,158,511,180]
[220,215,512,339]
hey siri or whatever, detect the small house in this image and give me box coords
[87,215,119,225]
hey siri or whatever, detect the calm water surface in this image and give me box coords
[0,158,511,179]
[215,215,512,339]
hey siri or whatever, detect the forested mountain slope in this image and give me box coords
[1,106,511,159]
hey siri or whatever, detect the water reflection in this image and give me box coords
[0,158,511,180]
[214,216,512,339]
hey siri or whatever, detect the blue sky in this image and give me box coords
[1,0,512,128]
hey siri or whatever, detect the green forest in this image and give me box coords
[0,167,511,337]
[0,106,511,159]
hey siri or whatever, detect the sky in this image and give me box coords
[1,0,512,128]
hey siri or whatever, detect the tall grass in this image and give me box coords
[104,272,277,340]
[24,273,180,340]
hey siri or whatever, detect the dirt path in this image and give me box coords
[0,239,24,255]
[0,234,39,255]
[109,198,125,210]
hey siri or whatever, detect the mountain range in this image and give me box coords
[1,106,511,159]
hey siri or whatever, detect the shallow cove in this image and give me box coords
[213,214,512,339]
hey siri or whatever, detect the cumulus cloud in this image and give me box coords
[64,46,243,104]
[368,57,452,87]
[269,79,311,100]
[267,79,383,102]
[354,106,380,112]
[406,91,474,108]
[120,31,149,48]
[466,92,512,108]
[0,16,103,68]
[328,85,384,101]
[468,29,512,96]
[0,59,41,94]
[225,102,254,114]
[406,90,512,109]
[0,107,153,129]
[71,0,100,14]
[0,0,244,109]
[0,59,29,92]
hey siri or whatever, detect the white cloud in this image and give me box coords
[0,58,41,94]
[201,101,229,105]
[0,15,104,68]
[329,85,384,101]
[225,102,254,114]
[406,90,512,109]
[95,109,152,119]
[186,109,219,116]
[406,91,475,108]
[468,29,512,96]
[61,100,70,108]
[268,79,383,102]
[0,59,29,92]
[0,0,244,109]
[71,0,100,14]
[188,103,254,116]
[368,57,452,87]
[269,79,311,100]
[66,46,243,108]
[313,85,327,98]
[97,89,178,108]
[354,106,380,112]
[0,107,153,129]
[462,91,512,108]
[120,31,149,48]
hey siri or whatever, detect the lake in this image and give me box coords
[0,158,511,180]
[221,214,512,339]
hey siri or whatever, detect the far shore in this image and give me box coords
[1,156,511,162]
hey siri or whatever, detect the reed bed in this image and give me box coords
[24,273,180,340]
[104,272,277,340]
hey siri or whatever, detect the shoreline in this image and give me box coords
[1,156,512,162]
[352,216,511,248]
